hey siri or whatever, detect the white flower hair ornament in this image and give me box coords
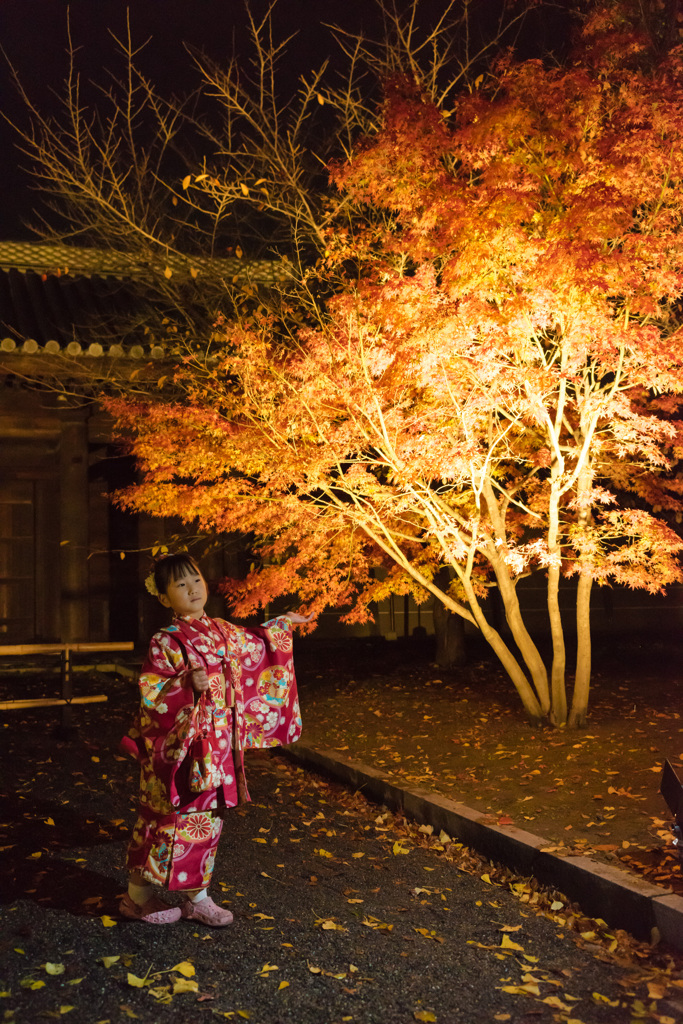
[144,572,159,597]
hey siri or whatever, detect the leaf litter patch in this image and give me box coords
[296,637,683,894]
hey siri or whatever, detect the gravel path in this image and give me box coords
[1,693,682,1024]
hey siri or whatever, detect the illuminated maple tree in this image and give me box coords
[8,1,683,725]
[109,4,683,726]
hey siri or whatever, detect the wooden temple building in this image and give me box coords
[0,241,283,647]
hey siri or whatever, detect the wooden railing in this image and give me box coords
[0,641,134,729]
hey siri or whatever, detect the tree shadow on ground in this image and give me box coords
[0,793,126,913]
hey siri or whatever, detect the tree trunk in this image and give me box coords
[547,564,567,726]
[433,597,467,669]
[546,466,567,725]
[492,565,550,714]
[458,577,546,722]
[568,570,593,727]
[568,457,595,728]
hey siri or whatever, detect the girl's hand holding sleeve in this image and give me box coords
[188,667,210,693]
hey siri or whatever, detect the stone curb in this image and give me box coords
[281,744,683,952]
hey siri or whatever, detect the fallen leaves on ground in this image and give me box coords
[299,649,683,892]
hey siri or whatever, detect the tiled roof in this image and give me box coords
[0,240,286,283]
[0,241,289,359]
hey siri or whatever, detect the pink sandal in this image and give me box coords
[181,896,233,927]
[120,892,182,925]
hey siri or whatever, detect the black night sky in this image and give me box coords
[0,0,383,239]
[0,0,566,241]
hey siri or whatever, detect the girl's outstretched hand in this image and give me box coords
[284,610,316,625]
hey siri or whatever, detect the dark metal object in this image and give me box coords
[660,759,683,847]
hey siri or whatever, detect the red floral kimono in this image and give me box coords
[122,613,302,890]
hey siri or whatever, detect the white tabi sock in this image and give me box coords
[128,881,152,905]
[191,888,208,903]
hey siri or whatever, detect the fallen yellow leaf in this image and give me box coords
[127,974,147,989]
[414,1012,437,1022]
[500,982,540,996]
[100,915,117,928]
[170,962,195,978]
[257,963,279,976]
[172,978,198,994]
[351,852,364,859]
[500,934,524,952]
[100,956,120,968]
[45,963,66,975]
[278,980,290,991]
[362,916,393,931]
[542,996,573,1011]
[592,993,619,1007]
[414,927,444,943]
[147,986,172,1003]
[393,842,410,855]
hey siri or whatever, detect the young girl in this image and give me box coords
[119,553,311,925]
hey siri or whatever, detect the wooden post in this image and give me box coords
[59,417,89,647]
[60,413,88,736]
[61,646,73,731]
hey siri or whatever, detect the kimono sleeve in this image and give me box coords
[120,631,200,806]
[218,616,302,750]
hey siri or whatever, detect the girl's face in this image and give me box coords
[159,568,208,619]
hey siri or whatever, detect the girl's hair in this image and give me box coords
[153,554,203,596]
